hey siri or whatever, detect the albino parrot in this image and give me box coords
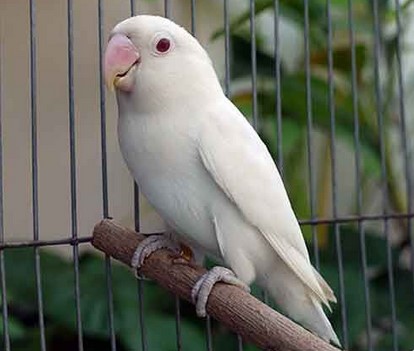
[104,15,340,346]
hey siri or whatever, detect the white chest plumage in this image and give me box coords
[117,111,223,257]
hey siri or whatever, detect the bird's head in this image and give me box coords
[104,15,222,110]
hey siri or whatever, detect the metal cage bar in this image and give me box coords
[129,5,148,346]
[393,0,414,296]
[371,1,398,350]
[347,0,373,349]
[0,1,413,351]
[66,1,85,350]
[29,1,47,350]
[273,0,283,174]
[0,37,11,351]
[0,213,413,250]
[224,0,231,98]
[326,0,348,347]
[249,0,258,131]
[303,0,320,270]
[97,1,118,350]
[130,4,149,349]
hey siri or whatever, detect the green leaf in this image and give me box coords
[211,0,327,48]
[4,249,40,307]
[0,313,27,339]
[317,224,413,349]
[311,44,368,76]
[319,261,368,345]
[260,117,304,160]
[211,0,272,41]
[229,35,275,80]
[257,74,382,180]
[4,248,206,351]
[369,267,414,350]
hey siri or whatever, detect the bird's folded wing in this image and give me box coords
[197,100,336,306]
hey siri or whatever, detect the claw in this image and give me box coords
[171,243,196,266]
[191,266,250,317]
[180,244,194,261]
[131,234,180,277]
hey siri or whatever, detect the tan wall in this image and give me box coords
[1,1,413,257]
[0,0,231,253]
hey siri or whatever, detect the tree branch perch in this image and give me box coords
[91,219,341,351]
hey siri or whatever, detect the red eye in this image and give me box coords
[156,38,171,53]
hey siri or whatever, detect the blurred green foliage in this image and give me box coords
[2,223,413,350]
[228,0,411,224]
[2,0,414,350]
[222,0,414,350]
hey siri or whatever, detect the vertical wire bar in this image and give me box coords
[174,296,182,351]
[236,332,243,350]
[97,1,117,350]
[326,1,348,346]
[98,1,109,218]
[0,41,10,351]
[130,0,136,15]
[190,0,196,36]
[223,2,242,349]
[127,3,148,350]
[29,1,47,350]
[372,1,398,349]
[164,1,180,348]
[269,6,283,314]
[136,277,148,351]
[251,0,269,319]
[347,0,373,349]
[133,183,140,231]
[303,0,319,269]
[249,0,258,129]
[199,2,214,347]
[164,0,171,19]
[0,256,8,351]
[174,2,198,348]
[273,0,283,173]
[224,0,231,96]
[393,0,414,295]
[67,1,84,350]
[205,314,213,351]
[134,184,147,351]
[175,5,200,350]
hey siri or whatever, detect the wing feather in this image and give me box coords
[198,100,335,306]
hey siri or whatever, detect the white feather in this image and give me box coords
[110,15,340,345]
[198,99,336,307]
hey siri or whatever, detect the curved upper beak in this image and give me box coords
[104,33,140,92]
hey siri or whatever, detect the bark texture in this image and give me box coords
[92,219,341,351]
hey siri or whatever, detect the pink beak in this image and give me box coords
[104,33,140,92]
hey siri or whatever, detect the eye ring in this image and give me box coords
[151,32,174,56]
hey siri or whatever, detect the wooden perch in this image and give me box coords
[92,219,341,351]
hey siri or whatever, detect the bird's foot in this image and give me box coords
[171,243,196,266]
[131,234,180,277]
[191,266,250,317]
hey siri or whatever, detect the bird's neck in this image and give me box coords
[118,72,224,117]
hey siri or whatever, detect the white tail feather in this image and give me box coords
[263,268,340,347]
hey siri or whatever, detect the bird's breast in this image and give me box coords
[117,112,221,256]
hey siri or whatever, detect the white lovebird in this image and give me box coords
[104,15,340,346]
